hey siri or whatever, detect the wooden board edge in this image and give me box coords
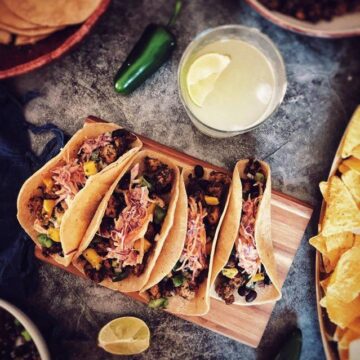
[34,248,262,348]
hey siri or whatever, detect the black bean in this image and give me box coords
[245,289,257,303]
[194,165,204,178]
[238,286,250,297]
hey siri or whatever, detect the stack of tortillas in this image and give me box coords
[0,0,102,46]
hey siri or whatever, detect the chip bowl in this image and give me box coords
[245,0,360,38]
[0,0,110,79]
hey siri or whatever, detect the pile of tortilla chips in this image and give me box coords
[0,0,101,46]
[310,106,360,360]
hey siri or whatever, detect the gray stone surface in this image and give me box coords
[7,0,360,359]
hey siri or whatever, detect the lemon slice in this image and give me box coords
[186,53,231,107]
[98,316,150,355]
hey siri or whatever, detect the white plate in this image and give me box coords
[0,299,50,360]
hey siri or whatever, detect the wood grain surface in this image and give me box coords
[34,116,313,348]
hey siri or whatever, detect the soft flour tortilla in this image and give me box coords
[140,166,231,316]
[72,150,180,293]
[0,0,62,34]
[0,29,11,44]
[15,34,48,45]
[3,0,102,27]
[17,122,142,267]
[210,160,281,305]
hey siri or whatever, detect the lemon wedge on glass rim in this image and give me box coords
[186,53,231,107]
[98,317,150,355]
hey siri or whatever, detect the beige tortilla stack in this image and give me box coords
[72,150,180,293]
[210,160,281,305]
[17,122,142,267]
[3,0,103,27]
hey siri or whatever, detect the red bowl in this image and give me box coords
[245,0,360,38]
[0,0,110,79]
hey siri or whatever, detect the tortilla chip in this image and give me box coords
[339,329,360,350]
[334,326,347,342]
[354,235,360,247]
[338,348,348,360]
[320,276,331,293]
[342,170,360,205]
[339,163,351,175]
[309,234,336,272]
[322,176,360,236]
[352,145,360,160]
[343,157,360,174]
[348,318,360,335]
[319,181,328,202]
[327,248,360,303]
[326,232,354,253]
[4,0,102,27]
[321,293,360,328]
[0,29,11,44]
[341,106,360,159]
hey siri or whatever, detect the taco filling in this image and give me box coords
[215,159,271,304]
[78,156,173,284]
[147,165,230,309]
[27,129,137,258]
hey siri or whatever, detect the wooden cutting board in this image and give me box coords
[34,116,313,348]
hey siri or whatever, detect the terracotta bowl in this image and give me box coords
[245,0,360,38]
[0,0,110,79]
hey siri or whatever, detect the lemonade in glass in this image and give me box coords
[178,25,287,138]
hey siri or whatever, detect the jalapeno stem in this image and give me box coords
[167,0,182,27]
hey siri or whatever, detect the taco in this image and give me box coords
[72,150,179,293]
[17,122,142,266]
[140,165,231,315]
[210,159,281,305]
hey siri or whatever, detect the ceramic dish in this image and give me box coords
[0,0,110,80]
[245,0,360,38]
[0,298,50,360]
[315,112,360,360]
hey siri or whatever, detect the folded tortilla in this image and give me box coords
[17,122,142,266]
[140,166,230,316]
[210,160,281,305]
[72,150,180,293]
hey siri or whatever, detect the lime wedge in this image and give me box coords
[186,53,231,107]
[98,316,150,355]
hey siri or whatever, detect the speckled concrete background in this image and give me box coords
[5,0,360,359]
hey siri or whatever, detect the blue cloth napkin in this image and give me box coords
[0,85,67,303]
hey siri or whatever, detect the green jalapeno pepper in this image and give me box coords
[114,0,182,95]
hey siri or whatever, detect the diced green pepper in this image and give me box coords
[14,319,21,326]
[148,297,168,309]
[139,176,153,190]
[154,205,167,224]
[255,172,265,183]
[37,234,53,248]
[172,274,184,287]
[21,330,32,342]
